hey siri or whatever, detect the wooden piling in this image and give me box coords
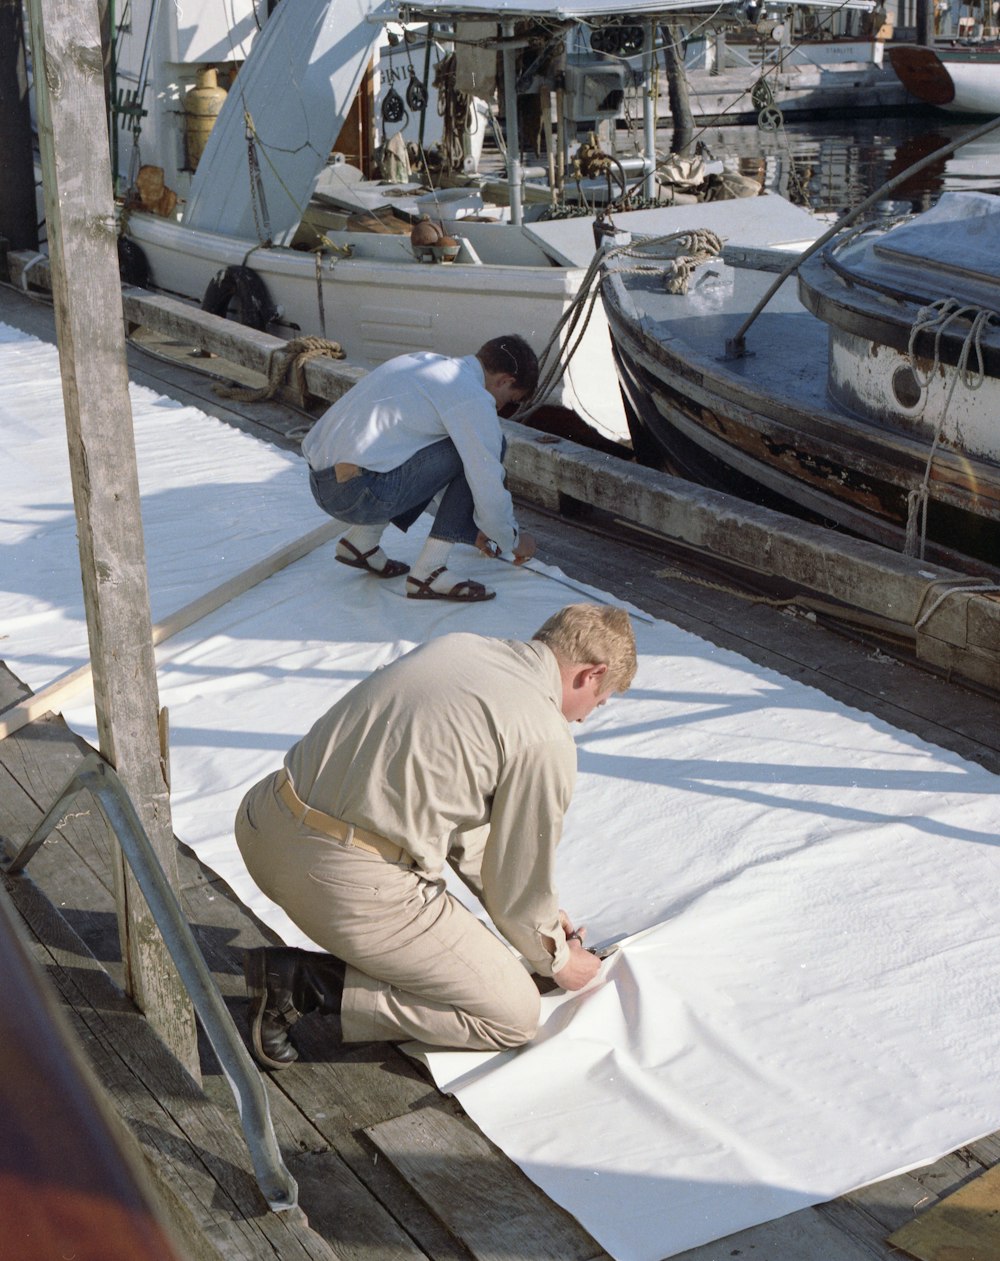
[24,0,199,1078]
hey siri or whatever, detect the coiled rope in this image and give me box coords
[903,298,995,558]
[214,335,346,402]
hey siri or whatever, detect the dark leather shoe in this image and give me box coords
[243,946,346,1071]
[244,947,302,1069]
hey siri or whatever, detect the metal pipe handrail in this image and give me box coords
[3,752,297,1212]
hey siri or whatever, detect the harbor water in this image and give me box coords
[670,111,1000,216]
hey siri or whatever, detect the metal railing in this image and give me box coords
[2,751,297,1212]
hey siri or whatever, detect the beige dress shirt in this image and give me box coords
[285,633,576,975]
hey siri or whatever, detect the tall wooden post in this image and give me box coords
[25,0,200,1080]
[0,0,39,254]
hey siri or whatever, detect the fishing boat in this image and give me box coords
[112,0,683,441]
[888,42,1000,115]
[600,189,1000,572]
[111,0,874,443]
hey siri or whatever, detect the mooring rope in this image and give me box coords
[514,227,725,419]
[213,335,346,403]
[903,299,995,558]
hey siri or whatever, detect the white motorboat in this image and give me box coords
[113,0,844,442]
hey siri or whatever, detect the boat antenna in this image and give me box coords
[724,111,1000,361]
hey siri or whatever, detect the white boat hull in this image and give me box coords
[889,44,1000,115]
[126,211,631,440]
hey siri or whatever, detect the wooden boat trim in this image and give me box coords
[603,269,1000,518]
[799,249,1000,376]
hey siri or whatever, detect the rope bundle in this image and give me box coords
[214,336,346,403]
[514,227,724,420]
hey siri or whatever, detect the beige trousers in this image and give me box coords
[234,772,541,1051]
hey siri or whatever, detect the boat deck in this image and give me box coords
[623,262,832,409]
[4,280,1000,1261]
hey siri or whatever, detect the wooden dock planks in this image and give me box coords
[365,1107,610,1261]
[888,1162,1000,1261]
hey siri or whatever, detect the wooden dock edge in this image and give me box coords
[502,433,1000,694]
[9,250,999,695]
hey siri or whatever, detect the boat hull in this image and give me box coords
[601,241,1000,573]
[125,211,630,440]
[888,44,1000,114]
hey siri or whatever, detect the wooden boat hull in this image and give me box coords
[125,208,631,440]
[601,236,1000,573]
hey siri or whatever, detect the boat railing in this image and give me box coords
[3,750,298,1213]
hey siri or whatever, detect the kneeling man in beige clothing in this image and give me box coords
[235,603,637,1069]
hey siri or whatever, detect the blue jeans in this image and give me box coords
[308,438,482,546]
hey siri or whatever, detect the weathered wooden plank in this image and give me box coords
[887,1161,1000,1260]
[6,867,341,1261]
[0,661,30,709]
[0,521,342,741]
[9,251,365,405]
[27,0,198,1072]
[285,1148,435,1261]
[672,1203,889,1260]
[263,1026,476,1261]
[835,1150,987,1236]
[502,433,1000,694]
[0,714,119,897]
[364,1107,608,1261]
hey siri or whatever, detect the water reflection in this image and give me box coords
[668,113,1000,216]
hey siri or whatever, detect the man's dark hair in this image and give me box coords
[477,335,539,396]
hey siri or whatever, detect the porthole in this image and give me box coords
[891,365,922,410]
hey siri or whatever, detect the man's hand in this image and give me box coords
[512,531,536,565]
[553,935,601,991]
[474,530,537,564]
[475,531,501,558]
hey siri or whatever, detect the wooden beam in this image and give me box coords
[887,1161,1000,1259]
[25,0,198,1075]
[0,521,341,742]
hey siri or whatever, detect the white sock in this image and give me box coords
[410,536,454,587]
[338,523,388,570]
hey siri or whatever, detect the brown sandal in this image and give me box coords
[335,538,409,579]
[406,566,496,602]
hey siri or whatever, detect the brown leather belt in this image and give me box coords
[274,769,412,865]
[334,462,362,483]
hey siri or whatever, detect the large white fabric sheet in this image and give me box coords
[3,321,1000,1260]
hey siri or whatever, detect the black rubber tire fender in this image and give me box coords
[118,236,152,288]
[201,264,278,331]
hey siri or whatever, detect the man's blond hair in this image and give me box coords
[533,604,637,693]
